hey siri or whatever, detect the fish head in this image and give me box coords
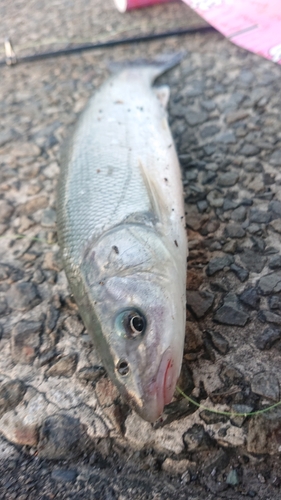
[82,225,186,422]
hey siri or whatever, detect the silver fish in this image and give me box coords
[57,54,188,422]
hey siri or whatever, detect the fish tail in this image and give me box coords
[108,52,185,83]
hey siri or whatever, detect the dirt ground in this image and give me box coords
[1,0,281,498]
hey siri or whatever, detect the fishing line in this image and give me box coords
[1,25,216,67]
[176,386,281,418]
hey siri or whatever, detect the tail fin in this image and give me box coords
[108,52,185,84]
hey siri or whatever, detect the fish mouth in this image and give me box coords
[131,348,178,423]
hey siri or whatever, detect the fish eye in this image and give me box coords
[124,311,146,338]
[116,359,130,376]
[115,308,146,339]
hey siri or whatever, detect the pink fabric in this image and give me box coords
[114,0,171,12]
[181,0,281,64]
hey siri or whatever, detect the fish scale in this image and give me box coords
[57,55,188,422]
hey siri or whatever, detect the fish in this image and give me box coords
[57,53,188,422]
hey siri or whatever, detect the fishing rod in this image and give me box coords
[1,25,216,67]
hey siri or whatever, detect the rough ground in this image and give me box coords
[1,0,281,498]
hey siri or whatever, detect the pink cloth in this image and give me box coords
[181,0,281,64]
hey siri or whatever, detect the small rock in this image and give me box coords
[207,190,224,208]
[200,219,220,235]
[269,149,281,166]
[231,205,246,222]
[21,195,49,215]
[251,372,279,401]
[0,380,26,418]
[223,239,237,253]
[270,219,281,234]
[42,250,63,272]
[249,208,270,224]
[76,366,105,382]
[162,458,193,476]
[45,305,60,334]
[0,200,14,224]
[225,223,245,239]
[46,354,78,377]
[269,255,281,269]
[0,128,18,147]
[258,271,281,295]
[240,144,260,156]
[247,408,281,454]
[226,110,249,124]
[268,295,281,311]
[239,288,260,309]
[63,315,84,336]
[240,249,266,273]
[183,424,214,451]
[214,295,249,326]
[269,200,281,217]
[32,268,45,284]
[229,263,249,282]
[219,364,244,385]
[206,255,234,276]
[217,172,238,187]
[95,377,120,407]
[200,125,220,138]
[11,320,42,364]
[206,330,229,354]
[7,282,41,311]
[41,208,57,228]
[186,290,214,318]
[186,110,208,126]
[13,142,41,157]
[258,310,281,325]
[0,297,7,315]
[38,414,84,459]
[226,469,239,486]
[216,131,236,144]
[199,410,228,425]
[51,469,77,483]
[0,264,11,281]
[256,326,281,350]
[201,170,216,185]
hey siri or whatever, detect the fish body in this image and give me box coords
[57,55,188,422]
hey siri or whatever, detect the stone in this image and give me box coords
[200,219,220,235]
[222,239,237,253]
[41,208,57,228]
[269,149,281,166]
[63,315,84,336]
[186,290,214,318]
[217,172,238,187]
[269,255,281,269]
[268,295,281,311]
[226,110,249,124]
[258,272,281,295]
[46,354,78,377]
[183,424,214,452]
[45,305,60,334]
[0,200,14,224]
[225,223,245,238]
[214,295,249,327]
[11,320,42,364]
[239,249,266,273]
[0,380,26,418]
[42,251,63,272]
[249,208,270,224]
[21,195,49,215]
[38,414,85,459]
[256,327,281,350]
[206,255,234,276]
[269,200,281,217]
[0,297,7,315]
[206,330,229,354]
[226,469,239,486]
[51,469,77,483]
[185,110,207,126]
[239,288,260,309]
[229,264,249,282]
[7,282,41,311]
[199,410,228,425]
[206,190,224,208]
[258,310,281,326]
[240,144,260,156]
[231,205,246,222]
[161,458,194,476]
[247,408,281,454]
[13,142,41,157]
[201,170,216,185]
[200,125,220,138]
[216,131,236,144]
[270,219,281,233]
[76,366,105,382]
[251,372,279,401]
[95,377,120,407]
[0,264,11,281]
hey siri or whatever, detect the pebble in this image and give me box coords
[270,219,281,233]
[206,330,229,354]
[21,195,49,215]
[239,287,260,309]
[226,469,239,486]
[223,239,237,253]
[214,295,249,326]
[76,365,105,382]
[11,320,42,364]
[38,414,84,460]
[258,310,281,326]
[240,144,260,156]
[230,263,249,282]
[200,125,220,138]
[256,326,281,350]
[183,424,214,452]
[0,297,7,315]
[206,190,224,207]
[185,110,208,126]
[225,223,245,238]
[46,354,78,377]
[0,200,14,224]
[269,200,281,217]
[249,208,270,224]
[206,255,234,276]
[215,131,236,144]
[231,205,246,222]
[258,271,281,295]
[251,372,280,401]
[51,469,77,483]
[269,149,281,166]
[0,380,26,418]
[218,172,239,188]
[161,458,193,476]
[240,249,266,273]
[6,282,41,311]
